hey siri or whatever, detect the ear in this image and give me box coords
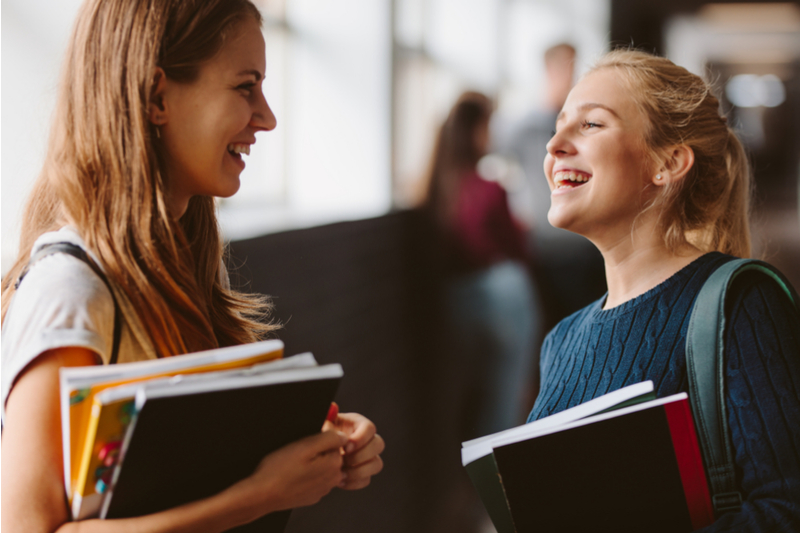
[653,144,694,186]
[148,67,169,126]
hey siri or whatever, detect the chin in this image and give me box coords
[216,179,242,198]
[547,207,575,232]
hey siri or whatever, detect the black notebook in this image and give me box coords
[462,382,714,533]
[100,361,343,532]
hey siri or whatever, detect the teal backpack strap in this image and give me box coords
[686,258,799,517]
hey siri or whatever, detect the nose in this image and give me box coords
[250,87,277,132]
[546,126,574,158]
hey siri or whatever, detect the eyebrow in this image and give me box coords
[237,69,263,81]
[557,102,621,123]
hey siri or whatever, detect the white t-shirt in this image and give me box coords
[1,227,156,422]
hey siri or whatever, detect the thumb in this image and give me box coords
[303,430,348,456]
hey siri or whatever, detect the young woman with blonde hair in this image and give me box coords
[529,49,799,529]
[1,1,383,531]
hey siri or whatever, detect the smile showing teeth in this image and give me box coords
[554,170,591,189]
[227,143,251,156]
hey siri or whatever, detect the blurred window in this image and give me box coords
[218,0,393,240]
[726,74,786,108]
[391,0,610,208]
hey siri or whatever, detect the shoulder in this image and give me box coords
[14,227,113,310]
[685,255,798,324]
[653,252,737,311]
[2,230,116,415]
[466,173,507,199]
[15,252,112,310]
[726,264,800,335]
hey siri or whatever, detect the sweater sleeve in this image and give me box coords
[698,272,800,532]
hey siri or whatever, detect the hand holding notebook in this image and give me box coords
[228,429,350,517]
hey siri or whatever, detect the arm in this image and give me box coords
[2,348,349,533]
[698,274,800,532]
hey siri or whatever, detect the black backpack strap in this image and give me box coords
[686,258,799,517]
[15,242,122,365]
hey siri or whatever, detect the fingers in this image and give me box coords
[336,412,376,454]
[340,455,384,490]
[343,433,385,468]
[299,429,348,458]
[313,447,347,485]
[318,411,385,491]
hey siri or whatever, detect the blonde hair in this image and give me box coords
[1,0,276,355]
[591,49,752,258]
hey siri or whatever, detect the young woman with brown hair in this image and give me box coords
[529,49,799,530]
[424,92,539,438]
[1,1,383,531]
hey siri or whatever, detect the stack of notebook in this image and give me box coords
[461,381,715,533]
[61,339,342,532]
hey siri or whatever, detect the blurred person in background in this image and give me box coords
[529,49,800,530]
[496,42,606,335]
[423,91,540,440]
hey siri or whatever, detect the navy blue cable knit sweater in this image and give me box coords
[527,252,800,532]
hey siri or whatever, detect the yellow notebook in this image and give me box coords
[60,339,284,509]
[71,391,138,519]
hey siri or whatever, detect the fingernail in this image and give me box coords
[345,442,355,454]
[326,402,339,423]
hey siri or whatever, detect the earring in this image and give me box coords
[155,126,161,139]
[656,174,662,180]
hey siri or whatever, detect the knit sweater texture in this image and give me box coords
[528,252,800,532]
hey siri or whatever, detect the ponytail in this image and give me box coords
[713,129,752,258]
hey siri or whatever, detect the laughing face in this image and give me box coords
[159,16,276,216]
[544,68,656,243]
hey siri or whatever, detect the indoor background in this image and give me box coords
[2,1,799,532]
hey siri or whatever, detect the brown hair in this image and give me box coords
[423,91,494,229]
[1,0,276,356]
[591,49,752,258]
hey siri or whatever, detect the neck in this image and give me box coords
[594,220,703,310]
[168,193,191,220]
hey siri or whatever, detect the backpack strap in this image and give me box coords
[686,258,799,517]
[15,242,122,365]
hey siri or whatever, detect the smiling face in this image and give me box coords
[544,68,657,243]
[159,16,276,216]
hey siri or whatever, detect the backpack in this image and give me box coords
[686,258,800,517]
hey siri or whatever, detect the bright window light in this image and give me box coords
[726,73,786,108]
